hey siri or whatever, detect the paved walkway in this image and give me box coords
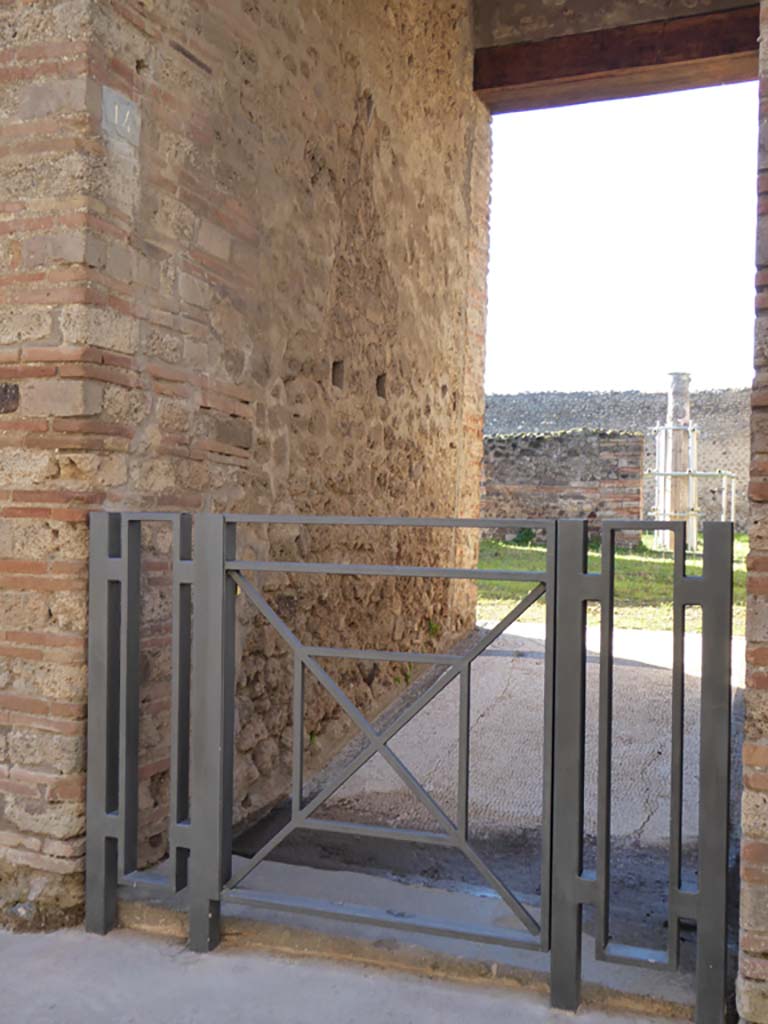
[0,927,673,1024]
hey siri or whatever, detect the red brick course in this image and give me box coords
[481,430,644,529]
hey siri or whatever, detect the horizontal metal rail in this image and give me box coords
[592,518,681,532]
[227,559,546,581]
[304,646,465,665]
[93,511,185,523]
[225,888,540,950]
[223,514,553,529]
[302,646,539,664]
[298,819,455,845]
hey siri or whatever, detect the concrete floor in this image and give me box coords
[0,927,675,1024]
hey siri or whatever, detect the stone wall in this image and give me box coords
[739,7,768,1019]
[481,430,644,532]
[485,389,750,528]
[0,0,490,927]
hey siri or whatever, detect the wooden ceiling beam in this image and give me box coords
[474,5,760,113]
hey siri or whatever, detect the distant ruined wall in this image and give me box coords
[0,0,489,927]
[481,429,644,532]
[485,390,750,528]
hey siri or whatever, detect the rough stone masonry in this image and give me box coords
[0,0,489,928]
[481,429,644,530]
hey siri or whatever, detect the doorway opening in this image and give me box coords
[480,79,758,1009]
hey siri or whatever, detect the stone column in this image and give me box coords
[665,371,691,528]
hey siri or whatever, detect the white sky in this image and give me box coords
[485,82,760,394]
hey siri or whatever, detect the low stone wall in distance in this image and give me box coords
[481,429,644,536]
[485,389,750,528]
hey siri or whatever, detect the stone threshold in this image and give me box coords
[118,857,696,1020]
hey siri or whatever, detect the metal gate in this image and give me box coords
[85,513,733,1022]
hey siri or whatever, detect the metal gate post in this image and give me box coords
[695,521,733,1022]
[550,520,601,1010]
[85,512,119,934]
[188,514,237,952]
[85,512,140,934]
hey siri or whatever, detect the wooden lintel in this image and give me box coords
[474,6,760,114]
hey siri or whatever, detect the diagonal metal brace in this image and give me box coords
[227,571,543,935]
[297,581,547,822]
[233,574,544,839]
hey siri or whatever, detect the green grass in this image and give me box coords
[477,533,747,635]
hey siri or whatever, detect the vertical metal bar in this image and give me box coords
[170,513,193,892]
[540,520,558,952]
[721,475,728,524]
[731,477,736,525]
[85,512,121,934]
[692,432,696,548]
[188,514,237,952]
[668,522,686,968]
[457,664,471,838]
[662,426,669,548]
[551,520,591,1010]
[596,524,615,954]
[292,655,305,815]
[691,430,700,553]
[118,517,141,877]
[695,521,732,1024]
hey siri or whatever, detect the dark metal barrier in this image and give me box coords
[85,514,733,1023]
[550,520,733,1023]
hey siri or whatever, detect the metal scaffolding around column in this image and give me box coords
[650,372,736,553]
